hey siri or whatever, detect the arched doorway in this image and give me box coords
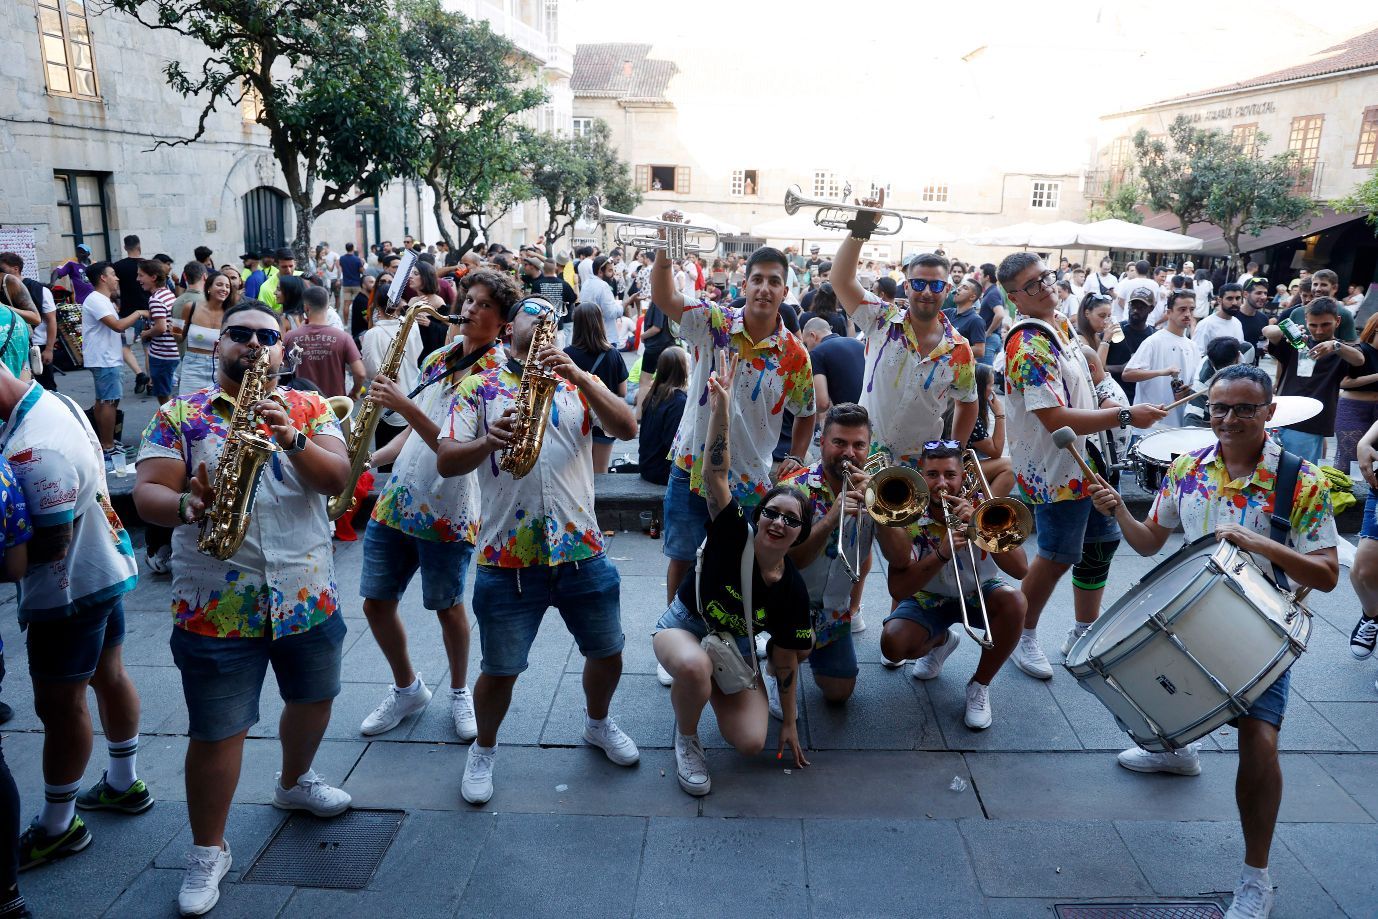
[242,186,287,255]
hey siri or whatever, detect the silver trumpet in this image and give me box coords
[783,185,929,236]
[583,196,719,261]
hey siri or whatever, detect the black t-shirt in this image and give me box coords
[674,499,814,651]
[113,256,148,317]
[564,343,628,438]
[532,275,577,323]
[808,334,865,406]
[1344,342,1378,394]
[350,292,370,345]
[638,389,686,485]
[1236,311,1269,362]
[729,297,799,334]
[643,303,674,355]
[801,309,848,338]
[1106,322,1156,401]
[1268,340,1348,435]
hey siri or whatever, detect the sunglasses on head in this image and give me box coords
[905,278,948,294]
[223,325,282,346]
[758,506,804,529]
[923,439,961,450]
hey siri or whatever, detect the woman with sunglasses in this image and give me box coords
[653,359,815,797]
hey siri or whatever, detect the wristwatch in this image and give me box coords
[1118,408,1133,430]
[283,429,307,455]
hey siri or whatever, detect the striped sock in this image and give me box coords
[38,780,80,835]
[106,734,139,792]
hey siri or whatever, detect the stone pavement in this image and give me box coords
[2,525,1376,918]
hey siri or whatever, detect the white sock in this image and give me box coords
[106,734,139,792]
[585,712,608,730]
[472,743,497,756]
[1071,622,1090,635]
[676,731,699,746]
[38,780,80,835]
[1022,628,1039,640]
[396,676,422,695]
[1242,863,1270,884]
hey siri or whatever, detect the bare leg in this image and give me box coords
[1020,555,1071,630]
[1072,586,1105,625]
[591,442,613,475]
[88,643,140,741]
[581,652,622,720]
[436,603,471,690]
[473,673,518,747]
[186,731,247,848]
[1236,717,1283,869]
[654,630,711,735]
[709,681,769,756]
[122,344,143,376]
[361,598,416,688]
[813,674,856,703]
[92,402,117,452]
[666,559,692,604]
[278,700,332,788]
[880,619,939,664]
[1350,540,1378,618]
[973,588,1024,685]
[31,680,93,786]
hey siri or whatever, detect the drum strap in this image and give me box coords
[1268,449,1302,592]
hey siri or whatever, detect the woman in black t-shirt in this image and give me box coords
[564,303,630,472]
[652,360,814,797]
[637,345,688,485]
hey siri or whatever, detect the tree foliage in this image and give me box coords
[1338,168,1378,235]
[527,121,641,254]
[397,0,545,256]
[103,0,422,259]
[1132,117,1227,235]
[1087,181,1144,224]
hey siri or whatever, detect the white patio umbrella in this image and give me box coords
[750,212,847,248]
[962,221,1041,247]
[1025,220,1087,248]
[1074,219,1203,252]
[677,211,744,236]
[896,219,956,246]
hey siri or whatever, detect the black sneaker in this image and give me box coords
[134,371,150,394]
[75,773,154,814]
[18,816,92,870]
[1351,614,1378,660]
[0,701,12,725]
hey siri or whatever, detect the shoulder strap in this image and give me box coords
[1268,449,1302,591]
[740,529,757,674]
[589,349,610,378]
[1006,317,1063,356]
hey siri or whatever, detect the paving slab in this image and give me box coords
[1309,753,1378,820]
[101,867,295,919]
[153,803,287,877]
[800,663,944,751]
[1288,634,1378,703]
[634,817,808,918]
[340,604,467,685]
[1277,822,1378,919]
[928,669,1086,752]
[958,818,1154,899]
[541,671,678,748]
[1207,692,1359,753]
[1308,701,1378,751]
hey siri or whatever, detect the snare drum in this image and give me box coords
[1064,537,1309,752]
[1130,428,1216,492]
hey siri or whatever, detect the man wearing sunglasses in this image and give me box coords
[831,191,978,468]
[1089,364,1339,919]
[437,296,641,807]
[999,253,1168,679]
[132,300,354,915]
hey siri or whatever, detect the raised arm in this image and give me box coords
[702,357,736,520]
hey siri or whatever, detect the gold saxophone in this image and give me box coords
[499,308,561,479]
[197,348,290,560]
[326,300,465,520]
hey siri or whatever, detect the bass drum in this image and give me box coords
[1064,536,1309,752]
[1130,427,1215,492]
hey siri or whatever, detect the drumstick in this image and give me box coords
[1052,426,1099,483]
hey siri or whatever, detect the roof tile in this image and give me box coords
[571,43,678,100]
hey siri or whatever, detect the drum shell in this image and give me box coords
[1065,541,1309,752]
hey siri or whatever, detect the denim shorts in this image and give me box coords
[359,518,474,610]
[654,595,754,660]
[147,355,179,399]
[169,612,347,742]
[26,597,127,683]
[1233,666,1291,729]
[472,554,624,676]
[1360,493,1378,541]
[662,466,710,562]
[807,623,857,679]
[91,365,123,403]
[1033,497,1121,565]
[885,579,1010,639]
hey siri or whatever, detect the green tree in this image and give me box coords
[1087,181,1144,223]
[1337,168,1378,234]
[1132,117,1227,234]
[1195,137,1315,269]
[106,0,422,260]
[527,121,640,255]
[397,0,545,255]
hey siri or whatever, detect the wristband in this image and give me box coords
[178,491,193,525]
[783,454,805,466]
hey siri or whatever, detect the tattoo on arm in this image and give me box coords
[708,433,726,467]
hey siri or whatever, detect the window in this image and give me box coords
[1231,123,1259,157]
[54,171,111,262]
[813,170,840,200]
[543,0,559,43]
[37,0,99,98]
[571,117,593,138]
[1355,106,1378,168]
[1108,136,1133,166]
[921,183,949,203]
[1030,181,1061,209]
[511,200,525,226]
[1288,115,1324,167]
[636,165,689,193]
[730,169,758,197]
[242,186,288,256]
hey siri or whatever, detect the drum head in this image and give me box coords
[1135,428,1216,464]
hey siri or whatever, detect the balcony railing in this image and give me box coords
[1289,160,1324,198]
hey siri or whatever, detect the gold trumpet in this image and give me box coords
[961,450,1033,554]
[860,450,930,528]
[583,196,719,261]
[783,185,930,237]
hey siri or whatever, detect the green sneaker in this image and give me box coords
[18,816,92,871]
[75,773,154,814]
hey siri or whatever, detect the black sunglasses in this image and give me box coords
[758,506,804,529]
[223,325,282,347]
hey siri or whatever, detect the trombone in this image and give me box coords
[933,487,996,649]
[783,185,930,237]
[583,196,720,261]
[832,452,929,585]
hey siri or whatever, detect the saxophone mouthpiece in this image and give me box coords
[449,315,471,325]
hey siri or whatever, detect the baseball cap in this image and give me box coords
[240,250,259,260]
[75,243,91,255]
[810,245,820,253]
[1128,284,1156,303]
[275,247,295,261]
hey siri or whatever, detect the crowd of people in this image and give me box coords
[0,216,1373,919]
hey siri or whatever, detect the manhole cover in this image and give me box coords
[242,808,406,889]
[1055,904,1225,919]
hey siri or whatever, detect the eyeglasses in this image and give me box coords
[923,440,961,450]
[905,278,949,294]
[1207,401,1270,420]
[1016,270,1058,297]
[223,325,282,346]
[758,506,804,529]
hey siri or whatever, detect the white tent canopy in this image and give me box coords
[962,222,1041,247]
[1025,220,1088,248]
[676,211,744,236]
[750,212,847,246]
[1074,219,1203,252]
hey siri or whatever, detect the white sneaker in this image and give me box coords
[656,663,674,687]
[273,769,351,816]
[850,613,867,634]
[147,545,172,576]
[450,687,478,741]
[1013,634,1054,679]
[583,714,640,765]
[674,733,711,797]
[755,633,769,660]
[1061,624,1090,659]
[178,842,231,916]
[360,677,433,736]
[462,745,496,805]
[1116,743,1202,776]
[911,628,961,681]
[764,674,783,720]
[1224,873,1275,919]
[964,680,993,730]
[880,653,908,669]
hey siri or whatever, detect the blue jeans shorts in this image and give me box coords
[359,518,474,610]
[472,554,624,676]
[26,596,127,683]
[91,365,123,403]
[807,617,858,680]
[1033,497,1121,565]
[1360,493,1378,541]
[169,612,347,742]
[147,355,179,399]
[662,466,709,562]
[654,595,756,661]
[885,579,1009,639]
[1232,667,1291,729]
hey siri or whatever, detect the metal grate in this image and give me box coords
[1055,904,1225,919]
[242,809,406,890]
